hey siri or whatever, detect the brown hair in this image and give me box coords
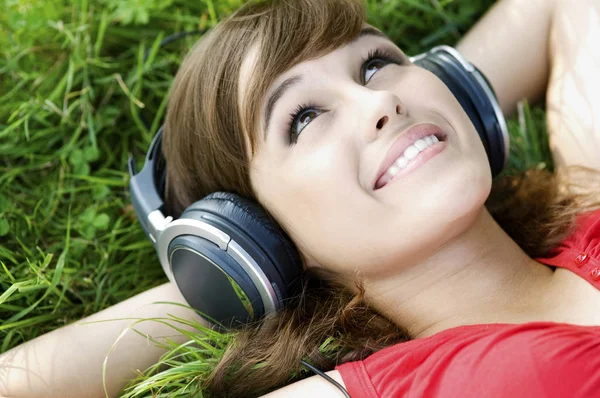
[163,0,600,396]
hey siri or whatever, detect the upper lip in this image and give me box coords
[373,123,447,190]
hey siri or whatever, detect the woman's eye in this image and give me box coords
[298,109,318,130]
[364,58,387,83]
[361,48,401,84]
[287,104,322,144]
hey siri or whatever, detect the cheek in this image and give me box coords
[280,144,355,227]
[255,143,371,272]
[402,68,492,175]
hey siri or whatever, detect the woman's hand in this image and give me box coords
[545,0,600,171]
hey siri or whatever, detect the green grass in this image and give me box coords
[0,0,553,396]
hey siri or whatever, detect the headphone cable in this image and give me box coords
[300,359,351,397]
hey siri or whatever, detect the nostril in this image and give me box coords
[376,116,388,129]
[396,105,401,114]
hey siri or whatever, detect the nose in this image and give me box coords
[363,90,407,142]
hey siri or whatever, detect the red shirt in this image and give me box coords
[336,209,600,398]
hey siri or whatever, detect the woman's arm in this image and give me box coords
[260,370,348,398]
[455,0,557,119]
[0,282,208,398]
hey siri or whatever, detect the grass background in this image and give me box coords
[0,0,553,396]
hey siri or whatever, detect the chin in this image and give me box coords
[397,166,490,236]
[446,169,492,220]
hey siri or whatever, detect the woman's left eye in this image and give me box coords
[285,47,404,144]
[361,48,403,84]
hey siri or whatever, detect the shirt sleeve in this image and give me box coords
[337,322,600,398]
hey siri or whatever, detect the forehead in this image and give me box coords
[239,23,389,92]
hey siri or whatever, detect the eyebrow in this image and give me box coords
[262,26,391,139]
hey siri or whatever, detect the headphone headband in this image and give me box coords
[128,128,166,240]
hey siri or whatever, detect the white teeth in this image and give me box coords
[388,164,400,176]
[381,134,440,184]
[414,138,428,151]
[403,145,420,160]
[396,155,409,168]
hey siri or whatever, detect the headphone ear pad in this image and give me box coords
[182,191,303,303]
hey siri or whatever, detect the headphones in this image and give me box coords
[128,44,509,329]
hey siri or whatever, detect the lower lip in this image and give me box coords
[379,140,448,189]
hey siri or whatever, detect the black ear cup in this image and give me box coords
[170,191,303,327]
[411,46,509,178]
[168,233,263,326]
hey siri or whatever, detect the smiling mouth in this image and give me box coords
[373,124,448,190]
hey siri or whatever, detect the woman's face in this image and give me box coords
[240,26,492,281]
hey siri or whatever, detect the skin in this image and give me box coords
[241,26,562,342]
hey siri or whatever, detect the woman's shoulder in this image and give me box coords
[336,321,600,397]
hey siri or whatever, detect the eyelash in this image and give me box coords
[285,47,403,145]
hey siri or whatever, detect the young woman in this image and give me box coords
[2,0,600,397]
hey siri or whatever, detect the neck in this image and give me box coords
[367,207,561,339]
